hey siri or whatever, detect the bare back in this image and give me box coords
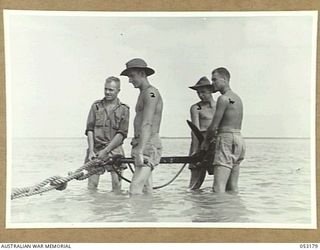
[134,85,163,137]
[219,90,243,130]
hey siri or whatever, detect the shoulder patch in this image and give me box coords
[120,103,130,109]
[228,98,235,104]
[150,92,156,98]
[191,103,201,111]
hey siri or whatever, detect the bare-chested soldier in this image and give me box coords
[202,67,245,193]
[188,76,216,190]
[120,58,163,195]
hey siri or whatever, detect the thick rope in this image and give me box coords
[11,155,191,199]
[11,158,110,200]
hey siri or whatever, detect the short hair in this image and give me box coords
[105,76,120,84]
[105,76,121,89]
[212,67,231,81]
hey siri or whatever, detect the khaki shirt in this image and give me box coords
[85,98,130,151]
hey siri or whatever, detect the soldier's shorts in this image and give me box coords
[131,134,162,170]
[213,129,245,170]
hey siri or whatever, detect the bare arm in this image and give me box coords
[207,95,228,136]
[189,105,200,154]
[87,131,95,158]
[136,88,159,156]
[97,107,129,158]
[97,133,124,158]
[202,96,228,149]
[85,105,96,160]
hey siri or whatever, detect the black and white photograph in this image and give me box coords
[4,10,317,228]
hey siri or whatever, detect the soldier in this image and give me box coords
[121,58,163,195]
[85,76,129,192]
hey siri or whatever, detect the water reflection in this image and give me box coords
[83,189,130,222]
[10,138,312,225]
[126,194,159,222]
[82,189,160,223]
[184,188,250,223]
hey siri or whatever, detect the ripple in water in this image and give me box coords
[9,138,313,227]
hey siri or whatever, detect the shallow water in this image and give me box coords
[8,137,314,227]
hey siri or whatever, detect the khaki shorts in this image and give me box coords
[213,129,245,170]
[131,134,162,170]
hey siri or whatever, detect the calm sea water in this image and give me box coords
[8,137,314,227]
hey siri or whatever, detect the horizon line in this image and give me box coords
[11,136,311,140]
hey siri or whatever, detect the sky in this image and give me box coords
[4,11,317,138]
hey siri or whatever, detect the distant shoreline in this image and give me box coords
[12,136,311,140]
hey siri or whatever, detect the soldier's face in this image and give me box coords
[211,72,225,91]
[196,87,212,101]
[127,70,143,88]
[104,81,120,101]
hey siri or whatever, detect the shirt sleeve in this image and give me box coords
[85,104,96,136]
[115,106,130,139]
